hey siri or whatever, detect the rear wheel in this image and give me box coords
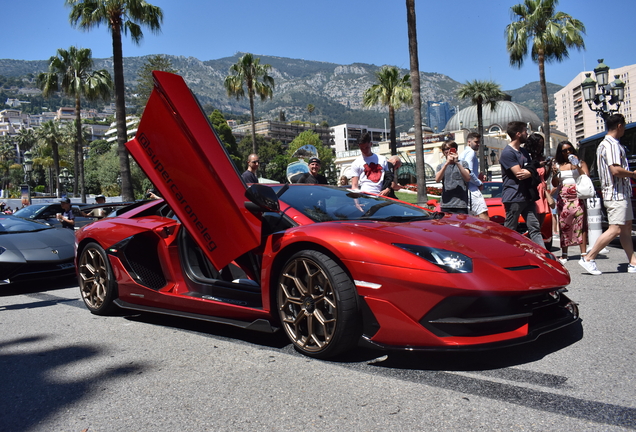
[78,242,119,315]
[277,250,360,359]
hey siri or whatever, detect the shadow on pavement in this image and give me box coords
[0,336,146,432]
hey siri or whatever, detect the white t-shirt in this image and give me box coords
[351,153,389,194]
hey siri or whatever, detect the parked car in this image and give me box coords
[0,215,75,284]
[13,203,93,230]
[74,72,578,359]
[481,181,554,250]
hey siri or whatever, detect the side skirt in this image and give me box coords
[113,299,279,333]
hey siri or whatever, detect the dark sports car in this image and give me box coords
[13,203,93,230]
[75,72,579,359]
[0,215,75,285]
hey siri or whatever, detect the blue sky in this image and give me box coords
[4,0,635,90]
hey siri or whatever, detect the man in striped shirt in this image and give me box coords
[580,114,636,275]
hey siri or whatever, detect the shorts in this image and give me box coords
[469,189,488,216]
[604,199,633,225]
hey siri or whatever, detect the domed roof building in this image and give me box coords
[444,98,543,134]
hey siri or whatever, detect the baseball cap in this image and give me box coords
[95,194,105,200]
[60,198,71,204]
[308,157,321,164]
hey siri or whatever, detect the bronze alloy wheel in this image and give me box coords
[277,250,360,359]
[78,242,118,315]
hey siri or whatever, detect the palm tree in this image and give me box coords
[307,104,315,123]
[457,80,506,173]
[224,53,275,155]
[406,0,426,206]
[0,136,16,193]
[37,121,63,197]
[66,0,163,202]
[506,0,585,155]
[15,129,37,160]
[363,66,412,156]
[38,46,112,202]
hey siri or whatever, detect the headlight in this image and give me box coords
[393,243,473,273]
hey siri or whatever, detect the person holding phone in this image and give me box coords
[435,141,471,214]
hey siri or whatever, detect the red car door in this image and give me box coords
[126,71,261,270]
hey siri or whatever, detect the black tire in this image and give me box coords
[78,242,119,316]
[277,250,361,359]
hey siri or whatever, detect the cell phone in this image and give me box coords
[449,148,457,154]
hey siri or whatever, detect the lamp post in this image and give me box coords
[58,168,74,198]
[22,150,33,183]
[21,150,33,206]
[581,59,625,127]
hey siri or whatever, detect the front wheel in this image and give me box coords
[277,250,360,359]
[78,242,119,316]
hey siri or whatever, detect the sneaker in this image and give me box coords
[628,264,636,273]
[558,257,568,265]
[579,257,602,275]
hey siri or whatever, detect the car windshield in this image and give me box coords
[273,185,432,223]
[13,204,50,219]
[0,215,51,234]
[481,182,503,199]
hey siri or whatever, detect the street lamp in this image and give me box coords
[581,59,625,126]
[23,150,33,183]
[21,150,33,206]
[58,168,74,197]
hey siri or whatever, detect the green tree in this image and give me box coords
[457,80,506,172]
[36,121,63,197]
[208,109,240,167]
[224,53,275,155]
[15,129,37,155]
[0,136,16,193]
[506,0,585,154]
[66,0,164,202]
[237,135,285,182]
[136,54,177,109]
[363,66,412,156]
[307,104,315,123]
[38,45,112,202]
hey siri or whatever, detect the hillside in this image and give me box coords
[0,53,561,131]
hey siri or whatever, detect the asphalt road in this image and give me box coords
[0,239,634,432]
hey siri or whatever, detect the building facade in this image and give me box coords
[330,123,386,153]
[231,120,333,148]
[554,63,635,144]
[426,101,455,133]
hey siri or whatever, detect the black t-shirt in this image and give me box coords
[297,173,328,184]
[241,170,258,184]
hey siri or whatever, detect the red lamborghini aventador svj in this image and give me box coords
[75,72,579,359]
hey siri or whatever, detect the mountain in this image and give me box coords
[0,53,561,132]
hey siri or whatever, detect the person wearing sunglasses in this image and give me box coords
[551,140,589,264]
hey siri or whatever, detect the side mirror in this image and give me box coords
[245,184,280,213]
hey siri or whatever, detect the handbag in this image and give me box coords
[576,174,595,199]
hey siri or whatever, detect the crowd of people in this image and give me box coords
[239,117,635,275]
[0,203,21,214]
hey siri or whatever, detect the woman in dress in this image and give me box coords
[551,140,589,264]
